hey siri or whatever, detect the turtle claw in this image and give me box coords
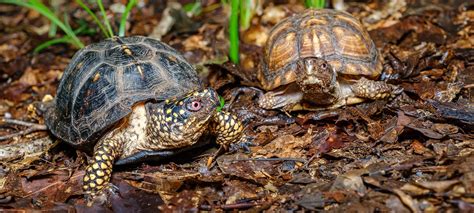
[229,136,255,153]
[392,85,404,96]
[85,183,119,207]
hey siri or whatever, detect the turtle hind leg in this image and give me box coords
[350,77,403,100]
[83,137,123,206]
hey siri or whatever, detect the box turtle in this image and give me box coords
[43,36,244,204]
[256,9,402,110]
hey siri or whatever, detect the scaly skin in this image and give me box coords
[82,88,244,205]
[258,57,402,110]
[212,111,244,147]
[83,138,120,200]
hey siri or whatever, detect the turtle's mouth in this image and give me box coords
[296,57,337,93]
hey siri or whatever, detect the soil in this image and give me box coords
[0,0,472,212]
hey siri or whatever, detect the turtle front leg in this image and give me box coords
[258,84,303,109]
[212,111,245,148]
[207,111,245,167]
[83,137,123,205]
[350,77,403,100]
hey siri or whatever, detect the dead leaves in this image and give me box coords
[0,0,473,211]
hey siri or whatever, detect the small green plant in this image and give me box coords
[0,0,85,48]
[119,0,137,37]
[0,0,138,52]
[217,96,226,112]
[305,0,326,8]
[96,0,114,38]
[183,1,202,17]
[226,0,268,64]
[75,0,110,38]
[34,19,96,53]
[229,0,240,64]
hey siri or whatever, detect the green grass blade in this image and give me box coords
[48,0,58,37]
[96,0,114,37]
[33,36,74,53]
[239,0,253,31]
[34,22,90,53]
[229,0,239,64]
[48,21,57,37]
[305,0,325,8]
[0,0,84,48]
[118,0,137,37]
[183,1,202,16]
[75,0,109,38]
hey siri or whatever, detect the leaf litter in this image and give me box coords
[0,0,473,211]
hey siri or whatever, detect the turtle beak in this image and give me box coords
[205,87,220,107]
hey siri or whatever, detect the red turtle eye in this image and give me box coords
[187,100,202,111]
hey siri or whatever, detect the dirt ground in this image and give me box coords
[0,0,473,212]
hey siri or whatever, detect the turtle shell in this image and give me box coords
[44,36,202,146]
[258,9,383,90]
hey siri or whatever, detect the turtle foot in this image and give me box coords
[351,77,403,100]
[85,183,119,207]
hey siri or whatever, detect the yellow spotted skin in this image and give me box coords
[211,111,244,147]
[83,138,120,198]
[80,88,245,203]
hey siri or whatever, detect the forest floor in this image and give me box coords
[0,0,473,212]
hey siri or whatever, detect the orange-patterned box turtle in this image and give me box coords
[256,9,402,110]
[42,36,244,204]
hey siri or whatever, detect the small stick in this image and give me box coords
[229,157,307,164]
[0,118,48,141]
[463,83,474,89]
[200,201,257,210]
[206,145,226,168]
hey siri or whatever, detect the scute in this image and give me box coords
[268,31,298,73]
[45,36,202,146]
[332,26,370,58]
[56,50,102,117]
[103,44,154,66]
[299,28,335,59]
[260,9,382,90]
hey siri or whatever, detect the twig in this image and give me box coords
[200,201,258,210]
[206,145,226,168]
[463,83,474,89]
[304,154,318,169]
[229,157,307,164]
[0,118,48,141]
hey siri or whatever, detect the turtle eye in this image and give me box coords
[187,100,202,112]
[321,62,327,69]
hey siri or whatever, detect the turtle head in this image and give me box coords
[296,57,337,93]
[294,57,339,104]
[153,88,220,146]
[295,57,337,93]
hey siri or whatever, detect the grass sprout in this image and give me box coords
[119,0,137,37]
[229,0,240,64]
[34,20,95,53]
[217,96,226,112]
[96,0,114,38]
[0,0,84,48]
[75,0,110,38]
[239,0,254,31]
[305,0,325,8]
[183,1,202,17]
